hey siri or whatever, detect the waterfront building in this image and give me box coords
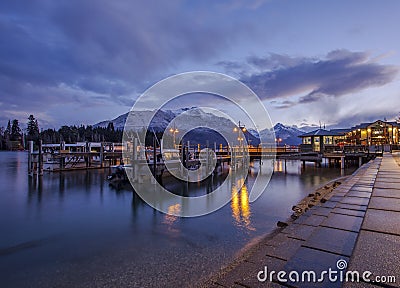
[346,120,400,146]
[299,120,400,153]
[299,129,345,152]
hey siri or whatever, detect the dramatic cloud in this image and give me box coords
[241,50,398,104]
[1,0,400,129]
[0,0,251,126]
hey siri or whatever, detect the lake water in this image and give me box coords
[0,152,354,287]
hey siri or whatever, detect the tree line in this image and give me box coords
[0,115,124,150]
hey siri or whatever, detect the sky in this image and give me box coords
[1,0,400,131]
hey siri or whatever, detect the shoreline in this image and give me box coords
[196,173,352,288]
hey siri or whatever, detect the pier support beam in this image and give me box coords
[359,156,363,167]
[38,140,43,176]
[341,156,345,170]
[28,141,34,175]
[100,143,104,168]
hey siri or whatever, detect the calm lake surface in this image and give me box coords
[0,152,355,287]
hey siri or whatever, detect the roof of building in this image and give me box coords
[299,129,341,138]
[350,120,400,131]
[331,128,350,135]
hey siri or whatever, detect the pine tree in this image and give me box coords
[5,120,11,139]
[27,115,40,143]
[10,119,21,141]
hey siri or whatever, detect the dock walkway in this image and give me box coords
[204,153,400,288]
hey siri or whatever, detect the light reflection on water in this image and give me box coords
[231,182,253,231]
[0,152,356,288]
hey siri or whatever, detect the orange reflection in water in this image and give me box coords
[274,160,283,172]
[163,203,181,234]
[231,182,254,231]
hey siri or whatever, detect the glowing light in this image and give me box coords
[163,204,181,234]
[231,186,240,223]
[231,181,254,231]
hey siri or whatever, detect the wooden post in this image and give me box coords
[85,142,89,168]
[133,138,138,182]
[341,156,345,170]
[359,156,362,167]
[60,141,65,170]
[100,142,104,168]
[38,140,43,176]
[88,142,92,167]
[284,158,287,174]
[28,141,33,175]
[153,137,157,176]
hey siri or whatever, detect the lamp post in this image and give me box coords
[233,121,247,147]
[169,125,179,149]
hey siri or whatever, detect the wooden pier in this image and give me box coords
[28,141,123,175]
[28,139,382,183]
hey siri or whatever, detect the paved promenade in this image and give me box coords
[205,153,400,288]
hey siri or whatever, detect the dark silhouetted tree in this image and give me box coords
[27,114,40,144]
[10,119,21,141]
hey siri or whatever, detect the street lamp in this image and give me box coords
[233,121,247,147]
[169,125,179,149]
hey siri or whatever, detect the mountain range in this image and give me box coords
[94,108,309,146]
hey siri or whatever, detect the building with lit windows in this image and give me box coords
[299,129,347,152]
[346,120,400,146]
[298,120,400,153]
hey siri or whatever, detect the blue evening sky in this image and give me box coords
[1,0,399,129]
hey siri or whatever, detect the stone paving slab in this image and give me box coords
[321,213,363,232]
[374,178,400,183]
[303,226,358,257]
[284,247,350,288]
[282,223,317,241]
[299,214,328,227]
[340,197,370,206]
[342,280,383,288]
[336,203,368,212]
[310,206,332,217]
[373,182,400,190]
[321,200,337,209]
[350,186,373,192]
[346,230,400,288]
[331,208,365,218]
[329,195,344,202]
[214,256,285,287]
[372,187,400,198]
[362,208,400,236]
[374,176,400,182]
[264,237,304,261]
[368,196,400,212]
[346,191,372,198]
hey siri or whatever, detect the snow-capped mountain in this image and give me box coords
[95,108,307,146]
[94,107,260,146]
[262,123,305,146]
